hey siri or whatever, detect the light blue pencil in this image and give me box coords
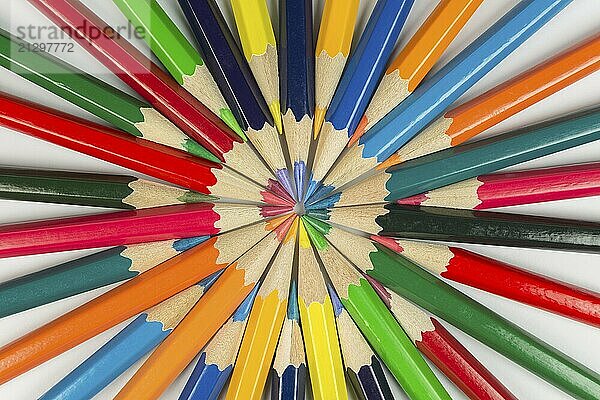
[310,0,574,204]
[39,272,221,400]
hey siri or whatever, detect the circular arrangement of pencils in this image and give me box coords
[0,1,599,399]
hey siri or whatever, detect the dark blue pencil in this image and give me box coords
[279,0,314,201]
[271,283,307,400]
[307,0,414,202]
[177,0,293,196]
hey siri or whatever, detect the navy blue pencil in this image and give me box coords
[177,0,293,196]
[279,0,314,201]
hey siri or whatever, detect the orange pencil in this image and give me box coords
[115,216,297,399]
[352,0,483,141]
[0,215,291,384]
[380,32,600,167]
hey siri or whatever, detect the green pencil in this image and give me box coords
[0,28,219,163]
[309,203,600,253]
[111,0,244,138]
[0,167,214,209]
[301,217,450,400]
[304,216,600,400]
[0,236,208,318]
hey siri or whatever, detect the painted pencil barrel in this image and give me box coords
[0,237,207,318]
[385,107,600,201]
[368,244,600,399]
[376,204,600,253]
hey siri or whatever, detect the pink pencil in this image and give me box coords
[398,163,600,210]
[0,203,283,258]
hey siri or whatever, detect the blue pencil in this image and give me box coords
[178,284,261,400]
[177,0,293,196]
[270,283,307,400]
[0,236,208,318]
[307,0,414,202]
[39,272,221,400]
[279,0,314,201]
[328,284,394,400]
[311,0,574,204]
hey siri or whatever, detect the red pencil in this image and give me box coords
[374,237,600,327]
[0,92,280,204]
[28,0,239,161]
[367,276,517,400]
[0,203,292,259]
[398,163,600,210]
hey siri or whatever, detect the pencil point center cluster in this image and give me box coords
[293,200,306,217]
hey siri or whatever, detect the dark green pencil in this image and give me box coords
[0,167,214,209]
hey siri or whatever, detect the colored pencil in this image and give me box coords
[314,0,360,138]
[179,285,261,400]
[0,203,265,259]
[0,92,279,204]
[178,0,293,195]
[40,273,221,400]
[0,28,219,163]
[319,0,573,198]
[226,219,297,399]
[114,216,296,399]
[328,284,395,400]
[314,106,600,209]
[280,0,314,200]
[0,216,289,384]
[367,275,518,400]
[270,284,307,400]
[29,0,240,162]
[398,162,600,210]
[353,0,483,140]
[316,223,600,400]
[297,219,347,400]
[307,0,414,200]
[303,217,451,400]
[382,32,600,166]
[375,237,600,327]
[230,0,282,133]
[313,203,600,253]
[0,167,215,209]
[0,236,208,319]
[111,0,243,137]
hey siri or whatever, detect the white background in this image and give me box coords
[0,0,599,399]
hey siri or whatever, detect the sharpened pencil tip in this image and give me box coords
[313,108,326,139]
[269,101,283,134]
[349,116,368,146]
[376,154,402,171]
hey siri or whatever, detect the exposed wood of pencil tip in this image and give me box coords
[258,232,296,299]
[283,109,313,163]
[316,244,362,300]
[329,204,387,235]
[122,179,199,209]
[325,226,378,274]
[122,240,184,274]
[234,229,287,286]
[336,308,376,372]
[212,204,264,232]
[335,171,391,207]
[387,290,436,343]
[311,123,349,182]
[210,166,266,203]
[248,44,280,109]
[391,117,454,166]
[203,316,247,370]
[362,72,410,133]
[323,143,379,189]
[272,316,306,375]
[373,237,453,276]
[145,284,207,331]
[315,50,349,111]
[224,141,275,184]
[246,123,289,172]
[213,220,280,265]
[298,244,328,305]
[135,107,194,151]
[182,63,230,118]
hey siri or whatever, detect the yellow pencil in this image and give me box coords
[297,219,348,400]
[314,0,360,137]
[230,0,282,133]
[226,218,297,399]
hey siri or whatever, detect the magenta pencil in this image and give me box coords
[398,162,600,210]
[0,203,269,259]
